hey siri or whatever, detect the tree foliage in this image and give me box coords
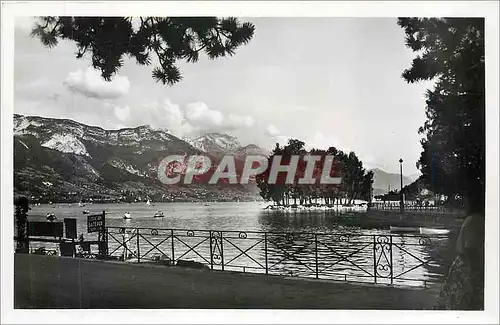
[31,16,255,85]
[398,18,485,212]
[256,139,373,206]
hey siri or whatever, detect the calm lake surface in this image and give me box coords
[26,202,451,287]
[30,201,375,232]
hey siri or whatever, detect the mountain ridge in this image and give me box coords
[369,168,413,196]
[13,114,264,203]
[14,114,414,202]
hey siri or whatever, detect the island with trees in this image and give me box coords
[255,139,374,212]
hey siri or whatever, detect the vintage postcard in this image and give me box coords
[1,1,498,324]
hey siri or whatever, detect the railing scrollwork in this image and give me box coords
[22,226,446,287]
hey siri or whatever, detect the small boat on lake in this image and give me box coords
[153,211,164,218]
[123,212,132,220]
[46,213,57,221]
[420,227,450,235]
[390,226,450,235]
[82,210,90,215]
[389,226,420,233]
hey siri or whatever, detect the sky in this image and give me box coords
[14,17,434,175]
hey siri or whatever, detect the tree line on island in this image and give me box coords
[255,139,373,207]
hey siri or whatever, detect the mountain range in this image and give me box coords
[183,133,269,158]
[13,114,265,203]
[13,114,418,203]
[370,168,415,196]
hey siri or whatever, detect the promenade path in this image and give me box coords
[14,254,441,309]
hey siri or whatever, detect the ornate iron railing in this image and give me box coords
[105,227,448,287]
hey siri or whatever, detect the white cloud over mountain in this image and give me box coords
[265,124,280,137]
[185,102,224,127]
[185,102,254,131]
[107,99,254,138]
[64,68,130,99]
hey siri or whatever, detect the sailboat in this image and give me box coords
[123,212,132,220]
[146,199,151,206]
[78,201,86,207]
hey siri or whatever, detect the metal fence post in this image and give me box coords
[315,233,319,279]
[209,231,214,270]
[390,235,393,285]
[220,231,224,271]
[136,228,140,263]
[264,232,268,275]
[104,227,108,258]
[373,235,377,284]
[171,229,175,266]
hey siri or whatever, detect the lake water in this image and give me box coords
[26,202,451,287]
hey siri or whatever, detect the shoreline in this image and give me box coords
[263,203,368,212]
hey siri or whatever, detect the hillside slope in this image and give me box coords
[14,114,262,203]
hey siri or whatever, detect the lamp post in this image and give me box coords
[399,158,404,212]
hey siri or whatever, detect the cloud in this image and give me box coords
[185,102,224,127]
[64,68,130,99]
[159,100,195,136]
[265,124,281,137]
[106,99,254,138]
[20,91,253,139]
[108,99,194,136]
[184,101,254,132]
[227,114,255,128]
[113,105,130,121]
[264,124,294,147]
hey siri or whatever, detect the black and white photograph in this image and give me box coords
[1,1,499,324]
